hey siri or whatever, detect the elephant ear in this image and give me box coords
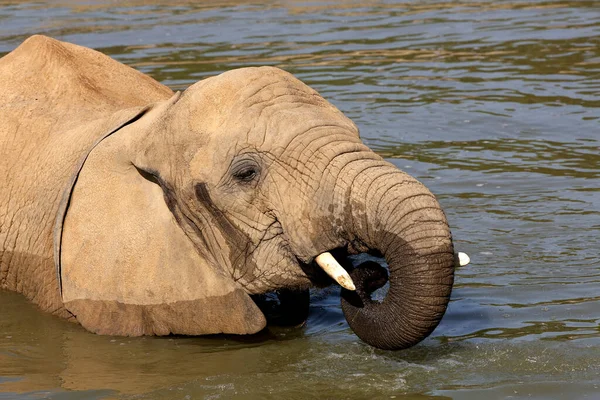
[55,95,266,336]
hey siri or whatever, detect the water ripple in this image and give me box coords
[1,1,599,399]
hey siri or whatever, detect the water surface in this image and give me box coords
[1,1,599,399]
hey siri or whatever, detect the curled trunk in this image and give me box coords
[338,162,455,350]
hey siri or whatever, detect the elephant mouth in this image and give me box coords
[298,246,368,287]
[250,246,372,328]
[251,243,469,349]
[303,237,396,284]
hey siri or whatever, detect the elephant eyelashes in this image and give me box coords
[230,160,260,184]
[233,167,257,181]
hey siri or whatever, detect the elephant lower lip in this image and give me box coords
[250,289,309,327]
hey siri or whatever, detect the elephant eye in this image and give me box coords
[233,167,257,182]
[231,160,260,184]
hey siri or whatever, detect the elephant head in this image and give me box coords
[57,66,455,350]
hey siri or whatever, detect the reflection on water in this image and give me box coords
[1,1,599,399]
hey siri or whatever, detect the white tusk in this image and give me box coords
[456,252,470,267]
[315,252,356,291]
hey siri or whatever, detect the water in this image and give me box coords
[1,1,599,399]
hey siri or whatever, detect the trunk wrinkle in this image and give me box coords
[338,166,455,350]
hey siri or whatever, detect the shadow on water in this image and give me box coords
[1,0,600,399]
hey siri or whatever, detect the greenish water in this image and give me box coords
[1,1,599,399]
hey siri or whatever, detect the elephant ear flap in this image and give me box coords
[55,98,266,336]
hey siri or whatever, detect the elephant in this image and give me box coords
[0,35,460,350]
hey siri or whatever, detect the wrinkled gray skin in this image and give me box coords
[0,36,455,350]
[139,69,456,349]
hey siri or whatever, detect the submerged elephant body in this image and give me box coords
[0,35,455,349]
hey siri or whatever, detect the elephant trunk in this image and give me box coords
[336,161,455,350]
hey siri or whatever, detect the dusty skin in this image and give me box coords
[0,35,455,350]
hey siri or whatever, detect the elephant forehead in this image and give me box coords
[186,66,319,103]
[236,103,358,151]
[181,66,358,148]
[183,68,350,120]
